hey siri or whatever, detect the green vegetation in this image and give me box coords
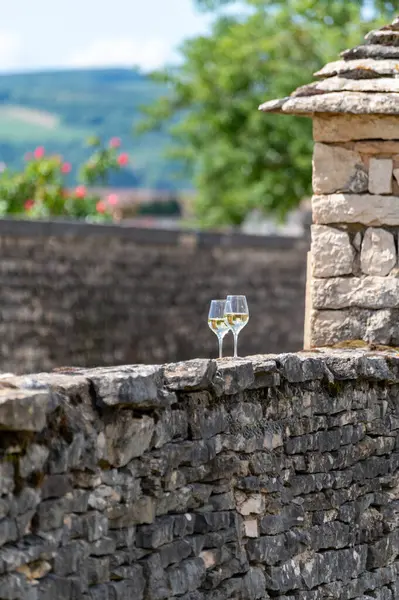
[0,137,129,221]
[140,0,395,226]
[0,68,183,191]
[1,2,395,226]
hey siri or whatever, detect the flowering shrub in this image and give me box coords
[0,137,130,222]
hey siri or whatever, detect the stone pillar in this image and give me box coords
[310,115,399,347]
[260,16,399,348]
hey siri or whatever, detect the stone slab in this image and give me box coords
[311,308,399,347]
[341,44,399,60]
[312,194,399,226]
[313,115,399,143]
[297,76,399,94]
[0,388,58,432]
[314,58,399,79]
[282,92,399,116]
[312,277,399,310]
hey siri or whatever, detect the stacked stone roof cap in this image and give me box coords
[259,15,399,116]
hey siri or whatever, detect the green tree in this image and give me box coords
[139,0,395,226]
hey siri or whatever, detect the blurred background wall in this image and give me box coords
[0,220,308,374]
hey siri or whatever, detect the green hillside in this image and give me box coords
[0,68,185,191]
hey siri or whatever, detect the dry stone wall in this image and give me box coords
[0,219,308,374]
[1,349,399,599]
[311,116,399,348]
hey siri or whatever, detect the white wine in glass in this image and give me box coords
[225,295,249,358]
[208,299,229,359]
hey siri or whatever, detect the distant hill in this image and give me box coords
[0,68,186,191]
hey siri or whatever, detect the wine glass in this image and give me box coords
[224,295,249,358]
[208,300,230,359]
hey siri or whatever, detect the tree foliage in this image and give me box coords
[139,1,395,226]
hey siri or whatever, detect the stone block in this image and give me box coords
[367,530,399,569]
[53,540,89,576]
[361,228,396,276]
[244,519,259,538]
[216,359,255,395]
[159,539,192,568]
[311,225,355,277]
[0,573,34,600]
[88,485,121,511]
[0,389,57,432]
[106,497,155,528]
[164,359,217,391]
[260,505,305,535]
[0,463,14,495]
[107,573,145,600]
[88,364,171,409]
[235,493,265,516]
[87,556,110,585]
[313,193,399,226]
[81,511,108,542]
[9,488,40,517]
[41,474,73,500]
[310,309,365,346]
[277,352,326,382]
[108,526,136,549]
[0,518,18,547]
[153,409,188,449]
[167,558,206,596]
[313,276,399,309]
[364,310,396,345]
[242,567,267,600]
[35,498,66,531]
[313,115,399,143]
[369,158,393,194]
[311,308,399,347]
[19,444,49,479]
[194,512,231,534]
[313,143,368,194]
[90,537,116,556]
[103,414,154,467]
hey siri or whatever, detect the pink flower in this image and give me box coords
[75,185,86,198]
[96,201,106,213]
[33,146,45,160]
[109,137,121,148]
[24,152,33,161]
[107,193,118,206]
[24,199,35,210]
[117,153,129,166]
[61,162,72,174]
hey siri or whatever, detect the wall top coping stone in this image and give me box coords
[0,217,306,250]
[1,348,399,432]
[259,15,399,116]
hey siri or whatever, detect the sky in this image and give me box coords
[0,0,213,74]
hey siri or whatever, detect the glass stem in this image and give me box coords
[233,333,238,358]
[218,335,223,359]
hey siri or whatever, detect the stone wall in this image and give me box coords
[311,115,399,348]
[1,349,399,599]
[0,219,308,374]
